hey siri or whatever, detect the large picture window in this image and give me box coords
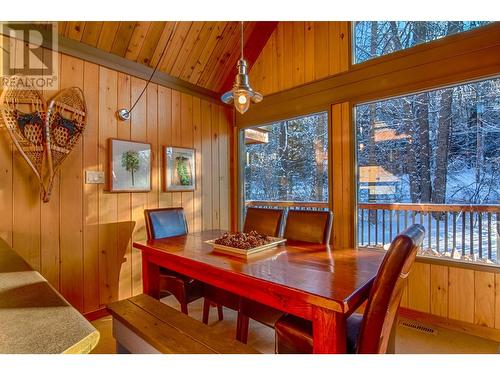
[355,77,500,265]
[353,21,491,64]
[241,112,329,222]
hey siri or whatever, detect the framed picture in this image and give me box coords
[108,138,152,192]
[163,146,196,192]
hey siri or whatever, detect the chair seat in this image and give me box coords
[240,299,284,328]
[274,313,363,354]
[160,267,198,283]
[159,268,204,303]
[202,285,240,325]
[204,285,240,310]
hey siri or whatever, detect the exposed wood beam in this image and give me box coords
[1,28,225,104]
[236,22,500,127]
[220,21,279,94]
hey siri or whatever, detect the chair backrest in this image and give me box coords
[144,208,188,240]
[243,207,284,237]
[357,224,425,354]
[283,210,333,244]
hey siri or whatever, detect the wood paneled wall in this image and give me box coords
[249,21,349,96]
[0,40,231,314]
[401,262,500,331]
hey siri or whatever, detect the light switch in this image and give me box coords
[85,170,105,184]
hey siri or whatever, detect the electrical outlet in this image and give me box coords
[85,170,105,184]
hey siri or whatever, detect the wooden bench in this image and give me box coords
[107,294,259,354]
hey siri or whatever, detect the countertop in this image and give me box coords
[0,239,99,354]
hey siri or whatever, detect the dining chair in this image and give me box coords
[203,207,284,329]
[283,209,333,244]
[243,207,284,237]
[144,208,204,315]
[236,209,333,343]
[274,223,425,354]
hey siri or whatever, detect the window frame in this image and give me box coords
[352,75,500,267]
[236,110,332,231]
[351,21,492,66]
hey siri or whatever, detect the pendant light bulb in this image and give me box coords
[237,94,247,105]
[234,91,251,114]
[220,21,263,114]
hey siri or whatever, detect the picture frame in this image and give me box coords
[108,138,152,192]
[163,146,196,192]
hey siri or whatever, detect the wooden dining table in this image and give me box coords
[133,229,386,354]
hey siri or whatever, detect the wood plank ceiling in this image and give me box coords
[57,21,276,93]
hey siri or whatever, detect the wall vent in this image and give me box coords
[399,319,437,335]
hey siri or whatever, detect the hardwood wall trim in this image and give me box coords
[1,29,224,104]
[237,22,500,128]
[84,307,110,322]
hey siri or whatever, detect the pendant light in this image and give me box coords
[221,21,263,114]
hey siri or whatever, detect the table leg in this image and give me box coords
[312,306,346,354]
[142,254,160,299]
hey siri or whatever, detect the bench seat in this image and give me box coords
[107,294,259,354]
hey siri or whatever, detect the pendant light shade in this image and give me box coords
[221,22,263,114]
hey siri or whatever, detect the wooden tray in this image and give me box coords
[205,236,287,258]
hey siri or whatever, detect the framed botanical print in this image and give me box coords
[108,138,152,192]
[163,146,196,192]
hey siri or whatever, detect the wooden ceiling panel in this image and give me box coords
[125,21,151,61]
[81,22,103,46]
[58,21,68,36]
[137,22,167,65]
[197,21,238,88]
[186,21,227,84]
[149,22,177,67]
[110,22,136,56]
[211,22,257,92]
[169,21,204,77]
[57,21,278,93]
[178,22,216,81]
[159,21,193,74]
[219,21,279,93]
[96,22,120,52]
[66,21,85,41]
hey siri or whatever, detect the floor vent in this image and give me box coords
[399,319,437,335]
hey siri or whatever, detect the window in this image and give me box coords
[353,21,491,64]
[241,112,329,219]
[355,77,500,265]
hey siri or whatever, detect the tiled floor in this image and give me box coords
[91,296,499,354]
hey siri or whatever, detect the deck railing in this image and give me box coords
[358,203,499,264]
[245,200,329,211]
[245,200,500,264]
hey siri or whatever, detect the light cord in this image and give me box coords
[128,22,178,114]
[240,21,244,60]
